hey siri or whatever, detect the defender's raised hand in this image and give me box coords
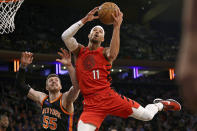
[56,48,72,67]
[20,52,33,68]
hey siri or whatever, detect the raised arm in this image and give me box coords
[104,9,123,63]
[61,7,99,56]
[16,52,47,105]
[56,48,80,107]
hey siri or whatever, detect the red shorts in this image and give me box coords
[78,88,140,129]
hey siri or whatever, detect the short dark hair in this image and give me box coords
[0,109,8,119]
[46,74,59,81]
[46,74,61,87]
[0,114,7,120]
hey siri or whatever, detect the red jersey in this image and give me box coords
[76,46,112,96]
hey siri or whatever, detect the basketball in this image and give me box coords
[98,2,119,25]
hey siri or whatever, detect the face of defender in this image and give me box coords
[0,115,9,128]
[88,26,104,44]
[46,76,62,92]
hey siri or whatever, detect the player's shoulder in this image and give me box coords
[40,93,48,106]
[40,92,48,99]
[102,47,113,64]
[72,43,84,56]
[78,43,85,49]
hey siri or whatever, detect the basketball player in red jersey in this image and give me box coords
[62,7,181,131]
[16,49,79,130]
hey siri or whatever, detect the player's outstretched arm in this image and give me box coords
[56,48,80,106]
[15,52,47,105]
[61,7,99,56]
[104,9,123,63]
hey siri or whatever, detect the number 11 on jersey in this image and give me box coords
[93,70,99,80]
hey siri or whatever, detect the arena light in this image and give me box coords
[133,67,139,79]
[14,59,20,72]
[125,66,144,79]
[56,63,68,75]
[169,68,175,80]
[59,64,68,75]
[44,69,51,76]
[136,67,139,77]
[56,63,59,75]
[133,68,136,79]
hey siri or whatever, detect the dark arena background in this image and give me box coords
[0,0,196,130]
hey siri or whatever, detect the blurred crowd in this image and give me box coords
[0,4,179,61]
[0,72,197,131]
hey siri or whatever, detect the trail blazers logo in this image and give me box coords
[83,55,95,71]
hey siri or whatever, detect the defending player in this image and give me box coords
[62,7,181,131]
[15,49,79,130]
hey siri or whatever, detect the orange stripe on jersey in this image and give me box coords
[69,115,73,131]
[50,93,62,103]
[60,96,74,115]
[41,95,48,106]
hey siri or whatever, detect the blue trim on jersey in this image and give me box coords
[67,115,70,131]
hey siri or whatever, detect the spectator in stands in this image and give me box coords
[0,111,9,131]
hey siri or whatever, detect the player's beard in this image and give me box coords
[90,38,100,44]
[48,83,61,93]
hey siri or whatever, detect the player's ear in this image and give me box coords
[101,36,104,42]
[46,83,49,91]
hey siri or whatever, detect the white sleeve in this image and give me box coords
[61,20,84,51]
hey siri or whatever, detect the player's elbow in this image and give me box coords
[61,32,69,41]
